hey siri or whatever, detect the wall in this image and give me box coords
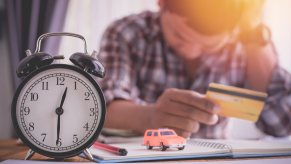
[264,0,291,72]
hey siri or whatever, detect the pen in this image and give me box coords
[93,141,128,156]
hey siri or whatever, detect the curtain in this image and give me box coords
[5,0,69,91]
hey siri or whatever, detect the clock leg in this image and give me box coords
[24,149,35,160]
[83,148,93,161]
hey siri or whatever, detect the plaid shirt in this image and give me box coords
[98,11,291,139]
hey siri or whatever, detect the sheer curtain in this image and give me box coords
[59,0,158,61]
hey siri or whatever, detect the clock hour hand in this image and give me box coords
[60,87,67,108]
[56,87,67,146]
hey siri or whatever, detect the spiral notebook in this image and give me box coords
[88,139,291,163]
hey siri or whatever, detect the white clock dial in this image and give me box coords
[15,66,104,154]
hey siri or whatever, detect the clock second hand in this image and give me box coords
[56,87,67,146]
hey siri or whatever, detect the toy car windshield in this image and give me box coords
[160,131,176,136]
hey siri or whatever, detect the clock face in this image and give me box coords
[12,64,105,158]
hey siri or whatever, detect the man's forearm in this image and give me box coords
[245,43,277,92]
[104,100,154,134]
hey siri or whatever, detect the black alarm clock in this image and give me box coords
[11,32,106,160]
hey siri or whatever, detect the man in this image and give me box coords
[98,0,291,139]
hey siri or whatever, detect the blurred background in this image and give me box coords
[0,0,291,139]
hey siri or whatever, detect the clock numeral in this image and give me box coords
[28,122,34,131]
[73,134,78,143]
[74,81,77,90]
[56,77,65,85]
[41,133,47,142]
[42,81,49,90]
[84,92,90,100]
[83,122,89,131]
[56,138,62,147]
[23,107,30,115]
[30,93,39,101]
[90,108,95,116]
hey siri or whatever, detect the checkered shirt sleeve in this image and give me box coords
[256,66,291,137]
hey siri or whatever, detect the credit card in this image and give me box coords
[206,83,267,122]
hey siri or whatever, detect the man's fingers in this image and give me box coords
[190,109,219,125]
[170,128,191,138]
[165,88,219,113]
[160,113,200,133]
[161,99,219,125]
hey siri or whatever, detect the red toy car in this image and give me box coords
[143,128,186,151]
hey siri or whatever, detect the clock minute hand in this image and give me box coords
[56,114,60,145]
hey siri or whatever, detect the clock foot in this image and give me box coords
[83,148,93,161]
[24,149,35,160]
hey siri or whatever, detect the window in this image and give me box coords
[59,0,158,63]
[154,132,158,136]
[146,131,152,136]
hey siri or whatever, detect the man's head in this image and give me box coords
[160,0,264,35]
[158,0,265,59]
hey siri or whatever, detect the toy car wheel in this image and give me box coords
[160,142,167,151]
[178,146,185,150]
[146,141,153,150]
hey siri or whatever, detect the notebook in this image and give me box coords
[88,139,291,163]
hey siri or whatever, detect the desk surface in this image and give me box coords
[0,139,88,162]
[1,139,291,163]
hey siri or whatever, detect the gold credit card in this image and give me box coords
[206,83,267,122]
